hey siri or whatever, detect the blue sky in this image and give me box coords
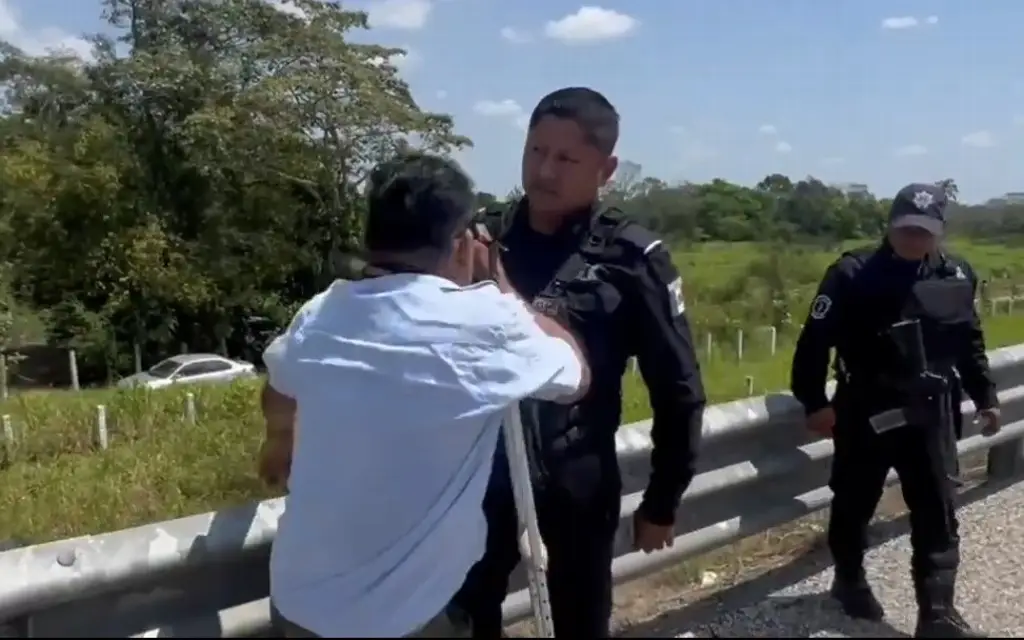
[3,1,1023,203]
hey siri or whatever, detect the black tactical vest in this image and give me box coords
[475,201,638,482]
[835,249,974,412]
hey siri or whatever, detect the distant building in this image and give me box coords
[831,182,871,197]
[985,193,1024,207]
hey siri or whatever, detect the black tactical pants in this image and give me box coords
[828,413,960,603]
[451,446,621,638]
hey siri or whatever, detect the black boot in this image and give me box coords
[914,577,985,638]
[830,569,885,621]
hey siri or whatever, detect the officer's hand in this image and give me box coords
[978,408,1001,436]
[258,433,292,488]
[633,513,674,554]
[806,407,836,438]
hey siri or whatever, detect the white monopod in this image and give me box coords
[501,403,555,637]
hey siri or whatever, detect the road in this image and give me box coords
[629,477,1024,638]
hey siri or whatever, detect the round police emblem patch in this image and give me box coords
[810,294,832,320]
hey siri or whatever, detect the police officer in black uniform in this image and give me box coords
[791,183,1000,638]
[450,87,707,638]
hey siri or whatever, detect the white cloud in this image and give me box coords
[775,141,792,153]
[881,15,938,30]
[473,99,523,117]
[0,0,92,59]
[368,0,432,30]
[881,16,919,29]
[266,0,307,19]
[961,130,996,148]
[894,144,928,157]
[545,7,638,44]
[473,98,529,130]
[500,27,532,44]
[758,124,777,135]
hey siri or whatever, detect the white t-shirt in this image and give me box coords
[265,274,582,637]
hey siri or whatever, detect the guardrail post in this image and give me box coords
[986,437,1024,480]
[0,539,33,637]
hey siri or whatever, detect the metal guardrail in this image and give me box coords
[1,344,1024,637]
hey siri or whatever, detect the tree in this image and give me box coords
[936,178,959,202]
[0,0,469,380]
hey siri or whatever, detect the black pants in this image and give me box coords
[828,415,960,593]
[452,448,620,638]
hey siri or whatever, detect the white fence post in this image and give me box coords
[95,405,109,450]
[185,393,197,424]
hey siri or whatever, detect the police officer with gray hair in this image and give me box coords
[790,183,999,637]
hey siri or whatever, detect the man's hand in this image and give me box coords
[633,512,674,554]
[258,432,292,488]
[979,407,1001,436]
[806,406,836,438]
[517,528,548,570]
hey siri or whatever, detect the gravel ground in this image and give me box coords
[648,478,1024,638]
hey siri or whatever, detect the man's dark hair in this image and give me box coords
[528,87,619,155]
[364,152,475,257]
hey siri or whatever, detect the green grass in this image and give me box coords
[675,238,1024,288]
[620,314,1024,424]
[2,240,1024,544]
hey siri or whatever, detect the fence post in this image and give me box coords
[95,405,109,450]
[1,414,12,445]
[0,354,7,401]
[185,393,197,425]
[69,349,80,391]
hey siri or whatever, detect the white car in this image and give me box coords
[117,353,257,390]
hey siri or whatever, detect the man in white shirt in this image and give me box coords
[260,152,590,638]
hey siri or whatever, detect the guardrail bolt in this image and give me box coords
[56,549,76,567]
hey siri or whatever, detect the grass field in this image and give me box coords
[669,239,1024,345]
[1,239,1023,545]
[676,239,1024,286]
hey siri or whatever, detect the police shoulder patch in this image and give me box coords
[810,294,832,320]
[666,277,685,316]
